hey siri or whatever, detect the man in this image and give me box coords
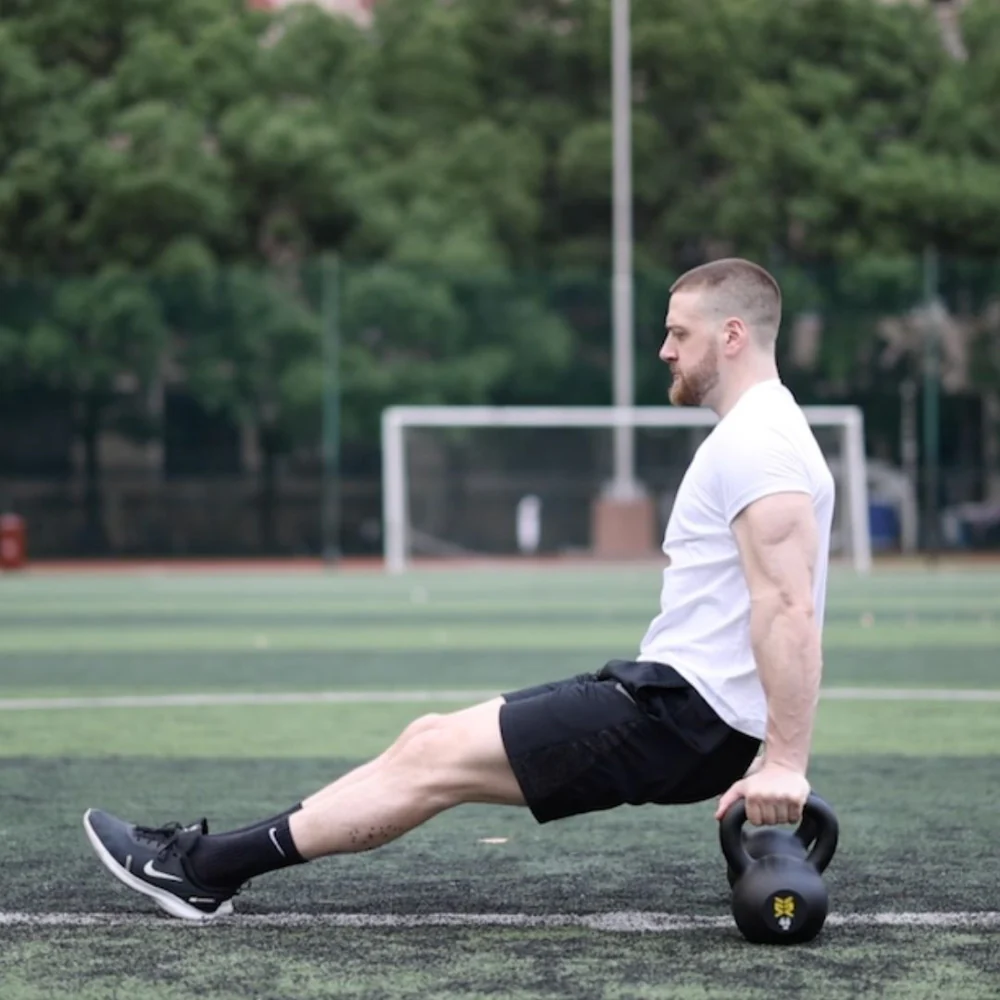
[83,257,834,923]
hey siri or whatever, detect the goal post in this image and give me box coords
[381,405,872,575]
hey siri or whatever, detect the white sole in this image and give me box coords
[82,809,234,923]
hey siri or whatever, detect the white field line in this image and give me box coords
[821,687,1000,702]
[0,910,996,931]
[0,690,497,711]
[0,687,998,711]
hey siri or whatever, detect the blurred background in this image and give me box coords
[2,0,999,564]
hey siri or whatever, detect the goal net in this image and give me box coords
[381,406,871,574]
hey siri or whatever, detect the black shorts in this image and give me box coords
[499,659,761,824]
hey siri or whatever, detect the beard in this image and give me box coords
[668,343,720,407]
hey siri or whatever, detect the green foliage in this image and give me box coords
[1,0,1000,483]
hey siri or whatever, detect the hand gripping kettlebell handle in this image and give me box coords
[719,792,839,880]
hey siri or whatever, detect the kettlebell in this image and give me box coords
[724,810,821,888]
[720,793,839,945]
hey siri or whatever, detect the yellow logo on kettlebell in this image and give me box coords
[773,895,796,930]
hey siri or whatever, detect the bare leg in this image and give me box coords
[289,697,524,858]
[300,713,449,809]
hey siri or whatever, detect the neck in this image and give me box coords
[710,357,780,418]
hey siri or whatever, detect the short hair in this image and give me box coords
[670,258,782,342]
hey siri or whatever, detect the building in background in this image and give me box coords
[249,0,375,27]
[883,0,969,59]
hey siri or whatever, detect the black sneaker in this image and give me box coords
[83,808,238,922]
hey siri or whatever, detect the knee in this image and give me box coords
[392,716,466,787]
[387,701,517,807]
[398,716,455,763]
[396,713,445,749]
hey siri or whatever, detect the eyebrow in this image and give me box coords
[665,324,687,334]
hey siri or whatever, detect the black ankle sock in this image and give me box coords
[188,806,306,887]
[224,802,303,836]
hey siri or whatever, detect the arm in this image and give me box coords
[715,491,821,824]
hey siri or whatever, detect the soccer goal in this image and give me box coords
[381,405,871,574]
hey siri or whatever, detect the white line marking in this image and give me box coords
[0,691,496,711]
[0,910,996,930]
[0,687,997,711]
[820,687,1000,702]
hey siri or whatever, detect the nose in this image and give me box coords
[659,338,676,363]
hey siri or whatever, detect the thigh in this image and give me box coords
[436,697,527,806]
[498,671,761,824]
[499,674,653,823]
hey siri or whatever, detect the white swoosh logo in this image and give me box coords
[143,860,183,882]
[268,827,286,858]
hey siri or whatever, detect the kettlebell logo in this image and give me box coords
[772,895,796,931]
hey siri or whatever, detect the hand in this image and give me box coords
[714,763,810,826]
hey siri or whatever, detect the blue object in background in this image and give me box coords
[868,503,899,552]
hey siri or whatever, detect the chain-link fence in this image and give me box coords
[1,257,999,557]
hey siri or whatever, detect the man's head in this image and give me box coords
[660,258,782,408]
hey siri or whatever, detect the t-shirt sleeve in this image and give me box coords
[719,425,814,524]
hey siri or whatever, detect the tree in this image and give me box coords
[164,255,321,549]
[5,0,1000,557]
[16,268,168,548]
[0,0,255,548]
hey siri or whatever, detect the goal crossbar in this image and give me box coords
[381,405,871,574]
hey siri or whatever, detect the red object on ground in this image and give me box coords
[0,513,27,570]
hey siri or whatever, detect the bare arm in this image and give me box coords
[732,491,822,773]
[716,491,821,824]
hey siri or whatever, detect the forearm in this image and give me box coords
[750,602,822,774]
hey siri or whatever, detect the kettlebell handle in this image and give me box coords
[719,792,839,880]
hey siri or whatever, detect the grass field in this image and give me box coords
[0,562,998,999]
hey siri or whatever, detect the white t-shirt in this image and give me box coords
[637,380,835,739]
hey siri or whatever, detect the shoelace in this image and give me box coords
[133,820,205,861]
[133,819,245,898]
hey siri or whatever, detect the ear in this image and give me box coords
[722,317,749,356]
